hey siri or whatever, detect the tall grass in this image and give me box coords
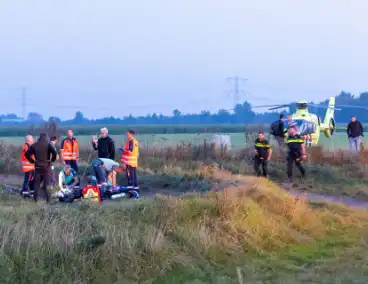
[2,139,368,197]
[0,173,367,283]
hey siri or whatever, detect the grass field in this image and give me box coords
[0,123,353,137]
[0,132,354,149]
[1,132,368,282]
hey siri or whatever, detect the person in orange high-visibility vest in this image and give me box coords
[120,129,139,194]
[60,129,79,173]
[20,135,35,195]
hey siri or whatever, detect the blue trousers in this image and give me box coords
[126,166,139,191]
[349,136,361,152]
[92,159,107,184]
[21,171,35,193]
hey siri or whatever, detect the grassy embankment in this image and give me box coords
[0,171,367,283]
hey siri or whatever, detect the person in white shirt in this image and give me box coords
[91,158,121,188]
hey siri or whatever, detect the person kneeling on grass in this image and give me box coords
[91,158,139,199]
[57,165,81,202]
[91,158,120,187]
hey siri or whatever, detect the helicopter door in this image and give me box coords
[299,121,316,135]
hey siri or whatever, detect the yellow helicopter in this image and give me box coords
[254,97,339,146]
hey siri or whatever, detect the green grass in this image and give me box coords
[0,175,367,283]
[0,124,248,137]
[0,132,354,149]
[0,122,359,137]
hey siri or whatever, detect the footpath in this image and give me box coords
[1,174,368,209]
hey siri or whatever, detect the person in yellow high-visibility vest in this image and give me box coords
[120,129,139,193]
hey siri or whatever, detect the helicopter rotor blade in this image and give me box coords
[252,104,287,108]
[252,104,291,110]
[268,105,291,110]
[334,104,368,110]
[309,104,341,110]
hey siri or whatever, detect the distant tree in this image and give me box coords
[173,109,181,117]
[0,113,18,119]
[27,112,44,123]
[48,116,61,124]
[73,111,87,124]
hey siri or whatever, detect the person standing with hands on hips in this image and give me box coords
[120,129,140,198]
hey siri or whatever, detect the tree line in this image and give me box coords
[1,91,367,126]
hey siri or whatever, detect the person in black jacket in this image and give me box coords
[25,133,57,202]
[274,114,286,146]
[91,127,115,160]
[347,116,364,152]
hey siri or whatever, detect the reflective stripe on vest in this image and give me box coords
[121,138,139,167]
[286,139,304,143]
[254,143,270,148]
[82,186,100,203]
[62,138,78,160]
[21,144,35,172]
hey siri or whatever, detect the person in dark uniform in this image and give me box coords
[274,114,286,147]
[254,131,272,177]
[286,126,306,182]
[25,133,57,203]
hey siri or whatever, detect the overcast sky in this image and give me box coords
[0,0,367,119]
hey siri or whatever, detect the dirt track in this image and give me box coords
[1,174,368,208]
[0,174,23,185]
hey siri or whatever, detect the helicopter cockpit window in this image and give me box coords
[293,119,316,135]
[296,103,308,109]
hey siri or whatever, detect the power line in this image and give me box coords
[20,94,229,113]
[18,86,30,119]
[225,76,247,106]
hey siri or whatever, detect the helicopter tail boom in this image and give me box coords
[321,97,336,137]
[323,97,335,125]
